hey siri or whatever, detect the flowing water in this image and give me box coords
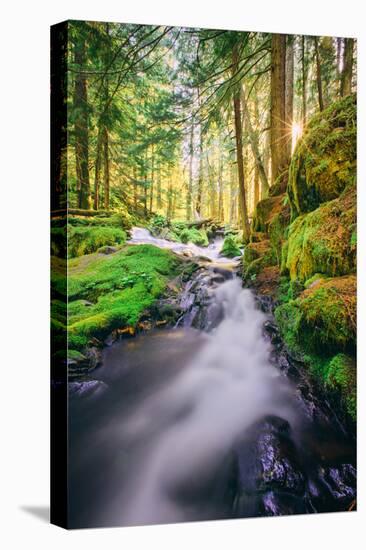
[68,229,356,528]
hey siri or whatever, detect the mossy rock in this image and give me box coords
[288,94,356,219]
[269,170,289,197]
[67,225,127,258]
[275,275,356,356]
[252,194,286,233]
[268,203,291,265]
[220,235,242,258]
[243,240,275,268]
[285,184,356,282]
[67,244,183,350]
[325,353,356,420]
[179,227,209,247]
[250,231,267,243]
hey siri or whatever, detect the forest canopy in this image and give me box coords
[60,21,356,241]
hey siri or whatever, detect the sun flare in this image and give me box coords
[291,122,303,152]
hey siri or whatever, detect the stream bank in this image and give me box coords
[68,229,356,528]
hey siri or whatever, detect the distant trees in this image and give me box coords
[65,22,356,231]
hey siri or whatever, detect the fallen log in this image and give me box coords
[51,208,112,218]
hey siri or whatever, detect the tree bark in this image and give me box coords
[195,93,203,217]
[314,37,324,111]
[340,38,354,97]
[302,35,307,127]
[270,34,287,184]
[74,35,90,209]
[103,127,110,209]
[232,43,251,242]
[149,145,155,214]
[186,120,194,220]
[241,86,270,196]
[285,35,294,159]
[93,127,103,210]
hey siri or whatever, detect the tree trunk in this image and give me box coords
[103,127,110,209]
[301,36,308,127]
[218,140,224,222]
[340,38,354,97]
[253,165,260,211]
[157,162,162,209]
[102,23,110,210]
[186,120,194,220]
[74,36,90,209]
[229,161,237,225]
[196,94,203,217]
[93,127,103,210]
[314,37,324,111]
[149,145,154,214]
[232,43,251,242]
[285,35,294,159]
[270,34,287,184]
[241,86,269,196]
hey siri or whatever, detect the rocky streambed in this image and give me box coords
[67,230,356,528]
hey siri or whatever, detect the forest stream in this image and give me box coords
[67,229,356,528]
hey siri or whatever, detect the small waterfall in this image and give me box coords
[103,279,296,526]
[128,226,231,263]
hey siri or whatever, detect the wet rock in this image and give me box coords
[233,416,307,518]
[316,464,356,508]
[85,347,102,370]
[98,245,118,254]
[69,379,108,400]
[261,490,310,516]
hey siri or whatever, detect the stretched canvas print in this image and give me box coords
[51,20,357,529]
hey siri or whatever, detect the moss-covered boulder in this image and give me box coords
[285,184,356,282]
[179,227,209,247]
[269,170,289,197]
[288,94,356,219]
[67,244,183,350]
[275,275,356,419]
[243,240,274,267]
[275,275,356,356]
[268,202,291,265]
[220,235,242,258]
[243,239,277,282]
[252,194,286,233]
[325,353,356,420]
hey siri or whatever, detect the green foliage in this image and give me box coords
[288,94,356,219]
[220,235,242,258]
[284,185,356,282]
[325,354,356,420]
[252,194,286,233]
[67,226,127,258]
[179,227,209,246]
[275,275,356,356]
[67,244,182,349]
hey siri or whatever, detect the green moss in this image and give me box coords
[325,353,356,420]
[243,245,260,265]
[67,349,87,362]
[252,194,286,233]
[68,226,127,258]
[288,94,356,219]
[285,185,356,282]
[179,227,209,246]
[269,170,288,197]
[67,244,182,349]
[268,203,291,265]
[274,282,356,422]
[275,275,356,356]
[220,235,242,258]
[304,273,327,289]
